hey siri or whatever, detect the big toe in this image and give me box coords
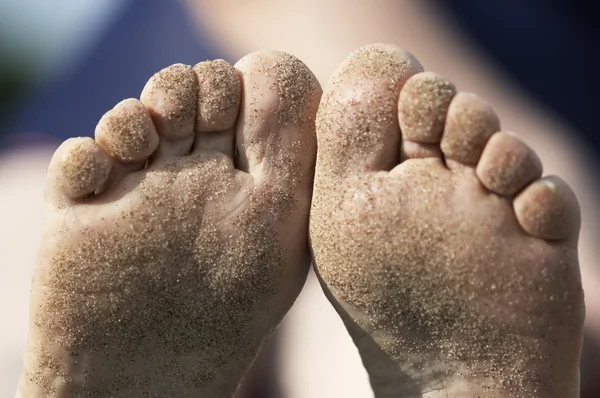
[234,51,321,204]
[316,43,423,177]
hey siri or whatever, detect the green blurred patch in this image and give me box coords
[0,45,35,132]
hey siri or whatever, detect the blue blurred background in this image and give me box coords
[1,0,597,152]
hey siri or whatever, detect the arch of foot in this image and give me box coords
[397,71,580,242]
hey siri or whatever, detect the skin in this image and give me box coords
[310,44,583,397]
[13,51,321,397]
[189,1,599,396]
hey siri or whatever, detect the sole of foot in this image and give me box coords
[310,43,584,398]
[16,52,321,398]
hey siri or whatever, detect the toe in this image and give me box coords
[514,176,581,241]
[316,43,423,175]
[46,137,113,206]
[192,59,241,157]
[194,60,241,132]
[234,51,321,193]
[95,98,159,165]
[398,72,456,160]
[140,63,197,158]
[440,92,500,169]
[476,132,542,196]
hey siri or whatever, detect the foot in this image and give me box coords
[310,44,584,397]
[17,52,320,398]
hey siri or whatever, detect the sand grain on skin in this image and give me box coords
[311,45,583,396]
[398,72,456,143]
[25,57,319,397]
[96,99,159,162]
[32,153,285,397]
[266,52,317,128]
[58,139,112,198]
[142,63,198,139]
[194,60,241,131]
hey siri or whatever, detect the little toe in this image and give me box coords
[514,176,581,241]
[191,59,241,158]
[46,137,113,206]
[476,132,543,196]
[316,43,423,176]
[140,63,197,158]
[398,72,456,160]
[95,98,159,166]
[441,92,500,169]
[234,51,321,193]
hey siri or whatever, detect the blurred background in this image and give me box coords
[1,0,598,397]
